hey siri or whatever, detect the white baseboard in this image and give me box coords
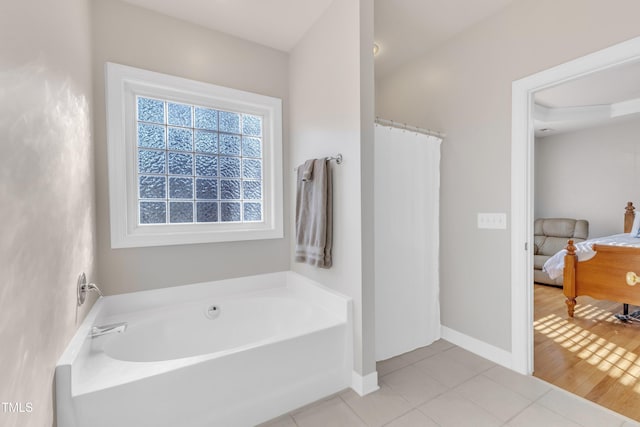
[351,371,379,396]
[441,326,512,369]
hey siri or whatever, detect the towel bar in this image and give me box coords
[293,154,342,171]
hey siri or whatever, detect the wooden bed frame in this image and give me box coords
[564,202,640,317]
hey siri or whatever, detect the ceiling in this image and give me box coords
[119,0,334,51]
[535,61,640,108]
[119,0,516,76]
[534,60,640,137]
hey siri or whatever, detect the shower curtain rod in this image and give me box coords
[375,117,445,139]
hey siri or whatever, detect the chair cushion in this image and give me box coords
[534,218,574,238]
[533,218,589,257]
[534,254,548,270]
[540,237,572,257]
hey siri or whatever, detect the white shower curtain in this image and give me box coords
[374,122,441,361]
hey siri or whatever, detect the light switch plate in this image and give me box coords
[478,213,507,229]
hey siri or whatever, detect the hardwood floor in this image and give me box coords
[534,283,640,421]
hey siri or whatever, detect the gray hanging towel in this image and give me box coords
[295,158,333,268]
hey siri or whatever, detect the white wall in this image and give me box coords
[376,0,640,352]
[535,117,640,238]
[91,0,291,295]
[289,0,376,377]
[0,0,96,426]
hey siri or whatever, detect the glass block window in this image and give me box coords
[136,97,263,225]
[106,62,282,248]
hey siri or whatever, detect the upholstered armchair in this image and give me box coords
[534,218,589,286]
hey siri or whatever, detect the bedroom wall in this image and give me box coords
[376,0,640,354]
[289,0,376,378]
[91,0,291,295]
[535,117,640,238]
[0,0,96,426]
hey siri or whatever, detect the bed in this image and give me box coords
[542,202,640,317]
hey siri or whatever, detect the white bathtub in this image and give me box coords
[56,271,353,427]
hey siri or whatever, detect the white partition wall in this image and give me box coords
[374,123,442,361]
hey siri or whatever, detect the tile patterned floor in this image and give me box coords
[259,340,640,427]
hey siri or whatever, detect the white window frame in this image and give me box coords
[105,62,283,248]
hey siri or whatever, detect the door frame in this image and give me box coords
[511,36,640,374]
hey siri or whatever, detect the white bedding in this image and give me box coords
[542,233,640,280]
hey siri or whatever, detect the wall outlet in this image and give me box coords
[478,213,507,229]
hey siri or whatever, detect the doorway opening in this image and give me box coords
[511,36,640,419]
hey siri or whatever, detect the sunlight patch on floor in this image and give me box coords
[534,304,640,391]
